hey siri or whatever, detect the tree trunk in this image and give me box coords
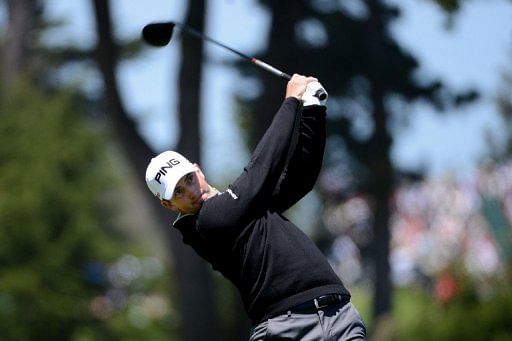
[2,0,36,86]
[91,1,218,339]
[368,80,393,328]
[174,0,220,339]
[365,0,393,328]
[249,1,298,146]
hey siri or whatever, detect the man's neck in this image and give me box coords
[206,185,219,199]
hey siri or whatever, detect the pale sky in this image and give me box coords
[21,0,512,181]
[389,0,512,176]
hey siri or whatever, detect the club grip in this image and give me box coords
[316,88,327,101]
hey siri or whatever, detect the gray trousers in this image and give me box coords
[249,302,366,340]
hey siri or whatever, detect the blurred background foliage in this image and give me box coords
[1,0,512,340]
[0,81,176,339]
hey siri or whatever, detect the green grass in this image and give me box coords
[349,285,435,339]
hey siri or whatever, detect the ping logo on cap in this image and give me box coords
[146,150,197,201]
[154,158,181,184]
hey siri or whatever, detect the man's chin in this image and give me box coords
[188,202,203,214]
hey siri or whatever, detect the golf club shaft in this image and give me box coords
[175,22,292,80]
[251,59,291,80]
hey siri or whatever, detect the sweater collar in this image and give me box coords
[172,212,197,231]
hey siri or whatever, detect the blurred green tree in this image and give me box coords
[0,1,176,338]
[0,82,128,339]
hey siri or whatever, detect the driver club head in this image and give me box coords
[142,22,176,47]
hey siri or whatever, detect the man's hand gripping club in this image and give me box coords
[285,74,328,106]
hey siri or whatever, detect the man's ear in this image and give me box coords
[194,163,206,181]
[161,199,178,212]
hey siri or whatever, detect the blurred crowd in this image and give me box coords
[325,160,512,293]
[83,255,173,327]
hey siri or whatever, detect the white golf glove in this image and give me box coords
[302,81,328,107]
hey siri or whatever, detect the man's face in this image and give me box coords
[162,166,212,214]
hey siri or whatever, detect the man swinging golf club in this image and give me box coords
[145,74,366,340]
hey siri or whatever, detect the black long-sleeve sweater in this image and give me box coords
[173,97,350,324]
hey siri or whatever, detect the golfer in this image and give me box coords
[145,74,366,340]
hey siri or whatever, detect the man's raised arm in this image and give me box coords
[270,81,328,212]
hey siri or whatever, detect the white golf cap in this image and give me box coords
[145,151,197,200]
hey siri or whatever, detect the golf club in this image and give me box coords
[142,21,327,100]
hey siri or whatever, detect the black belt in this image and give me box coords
[291,294,348,312]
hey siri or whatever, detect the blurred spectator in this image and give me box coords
[326,159,511,291]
